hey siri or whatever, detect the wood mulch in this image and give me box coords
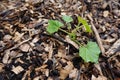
[0,0,120,80]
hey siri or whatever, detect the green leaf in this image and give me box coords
[78,16,92,33]
[47,20,63,34]
[62,15,73,23]
[79,41,100,63]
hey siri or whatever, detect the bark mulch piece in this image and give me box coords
[0,0,120,80]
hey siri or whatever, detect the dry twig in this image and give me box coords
[90,22,105,54]
[87,14,105,54]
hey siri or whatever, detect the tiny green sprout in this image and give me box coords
[78,16,92,33]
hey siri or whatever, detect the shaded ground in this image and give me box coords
[0,0,120,80]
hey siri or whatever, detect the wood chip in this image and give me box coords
[105,39,120,57]
[94,64,103,76]
[25,0,43,4]
[60,69,69,80]
[12,66,24,74]
[65,35,79,49]
[45,69,49,77]
[33,76,40,80]
[13,32,24,42]
[44,42,53,59]
[102,38,116,43]
[22,70,29,80]
[9,50,18,57]
[0,63,4,72]
[2,50,10,64]
[19,43,30,52]
[60,61,74,79]
[113,10,120,17]
[3,35,12,41]
[57,46,66,58]
[69,68,78,79]
[103,11,109,17]
[32,36,39,43]
[35,64,47,71]
[102,2,108,9]
[92,75,107,80]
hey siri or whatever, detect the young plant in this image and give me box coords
[46,15,100,63]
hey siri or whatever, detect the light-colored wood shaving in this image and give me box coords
[19,43,30,52]
[12,66,24,74]
[105,39,120,57]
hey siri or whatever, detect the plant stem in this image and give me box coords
[67,23,71,31]
[59,28,70,34]
[72,25,82,33]
[79,43,83,47]
[73,39,81,45]
[59,27,82,47]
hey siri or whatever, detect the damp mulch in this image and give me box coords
[0,0,120,80]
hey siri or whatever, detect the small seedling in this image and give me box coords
[46,15,100,63]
